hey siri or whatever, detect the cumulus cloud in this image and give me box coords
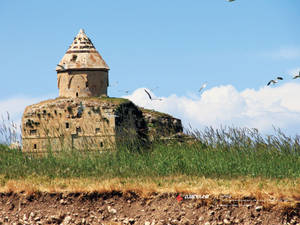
[1,84,300,142]
[124,83,300,136]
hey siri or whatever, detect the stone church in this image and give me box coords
[22,29,183,152]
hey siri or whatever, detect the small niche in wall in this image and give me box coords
[33,144,37,150]
[100,142,103,148]
[76,92,79,97]
[67,106,73,114]
[30,129,37,135]
[71,54,77,62]
[95,128,100,134]
[66,122,70,129]
[76,127,81,133]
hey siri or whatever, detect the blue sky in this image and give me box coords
[1,0,300,136]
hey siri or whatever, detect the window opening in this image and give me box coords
[76,127,81,133]
[30,129,37,135]
[71,55,77,62]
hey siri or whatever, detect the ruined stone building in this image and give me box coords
[22,29,183,152]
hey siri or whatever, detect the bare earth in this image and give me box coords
[0,191,299,225]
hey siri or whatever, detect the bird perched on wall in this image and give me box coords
[144,89,162,101]
[199,83,207,92]
[293,71,300,79]
[57,64,66,70]
[267,77,283,86]
[107,114,119,118]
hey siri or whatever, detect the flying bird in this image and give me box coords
[228,0,235,2]
[293,71,300,79]
[109,81,119,87]
[267,80,278,86]
[150,86,159,92]
[267,76,283,86]
[199,83,207,92]
[144,89,162,101]
[118,89,131,94]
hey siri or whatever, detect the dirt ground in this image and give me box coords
[0,191,299,225]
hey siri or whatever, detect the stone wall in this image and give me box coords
[139,108,183,141]
[21,97,183,152]
[22,97,144,152]
[57,70,108,98]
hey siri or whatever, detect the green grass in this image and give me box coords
[1,126,300,180]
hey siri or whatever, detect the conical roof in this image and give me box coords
[56,29,109,71]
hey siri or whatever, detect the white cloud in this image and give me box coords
[1,85,300,142]
[124,83,300,136]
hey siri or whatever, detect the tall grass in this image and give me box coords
[1,125,299,180]
[0,112,21,145]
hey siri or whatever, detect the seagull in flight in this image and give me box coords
[267,77,283,86]
[228,0,235,2]
[267,80,277,86]
[199,83,207,92]
[293,71,300,79]
[118,89,131,94]
[150,86,159,92]
[276,76,283,80]
[109,81,119,87]
[144,89,162,101]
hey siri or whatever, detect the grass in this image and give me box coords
[1,138,299,180]
[1,117,300,205]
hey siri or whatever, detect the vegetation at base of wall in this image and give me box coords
[139,107,172,117]
[0,126,300,181]
[80,96,130,104]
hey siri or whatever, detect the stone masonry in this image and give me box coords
[21,29,183,152]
